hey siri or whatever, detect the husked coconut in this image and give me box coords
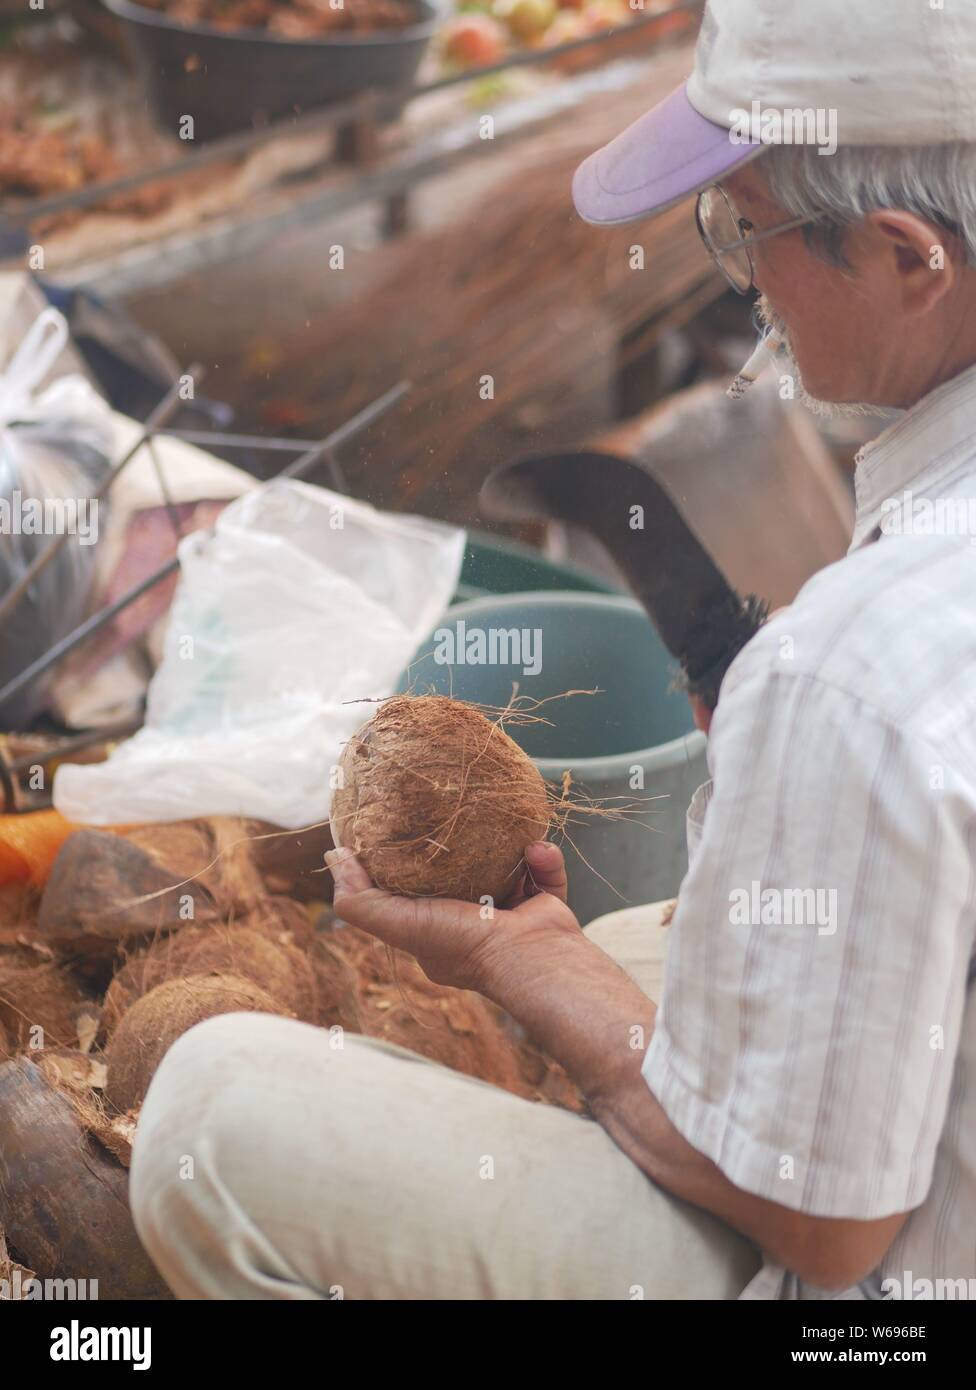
[331,696,551,904]
[105,973,286,1111]
[101,925,316,1036]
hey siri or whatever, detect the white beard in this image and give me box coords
[753,295,891,420]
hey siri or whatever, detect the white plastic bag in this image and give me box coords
[54,479,466,827]
[0,307,115,725]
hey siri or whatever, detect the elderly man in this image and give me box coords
[131,0,976,1300]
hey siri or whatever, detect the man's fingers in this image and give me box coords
[325,846,373,895]
[522,840,569,904]
[326,847,489,951]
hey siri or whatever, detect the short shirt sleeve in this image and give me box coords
[642,656,975,1220]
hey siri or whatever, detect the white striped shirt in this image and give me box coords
[643,363,976,1300]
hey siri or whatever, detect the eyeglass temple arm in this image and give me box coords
[712,213,814,258]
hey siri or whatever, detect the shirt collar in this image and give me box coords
[850,360,976,550]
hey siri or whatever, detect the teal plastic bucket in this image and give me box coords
[455,531,619,604]
[400,591,707,925]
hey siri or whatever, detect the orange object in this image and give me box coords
[0,811,80,888]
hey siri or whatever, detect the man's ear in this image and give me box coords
[865,208,959,314]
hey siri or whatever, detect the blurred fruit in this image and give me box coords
[541,8,606,70]
[543,10,589,44]
[493,0,557,42]
[584,0,630,23]
[541,0,638,71]
[442,12,508,65]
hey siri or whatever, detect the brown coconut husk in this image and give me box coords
[308,932,366,1031]
[120,820,329,928]
[332,695,552,905]
[35,1049,137,1168]
[119,816,268,920]
[37,828,220,962]
[199,822,334,914]
[105,972,288,1112]
[0,880,37,941]
[0,1224,37,1300]
[101,924,317,1038]
[240,820,335,904]
[506,1032,586,1114]
[0,1055,170,1299]
[324,925,530,1096]
[0,945,94,1053]
[239,894,316,950]
[320,924,584,1107]
[121,818,224,897]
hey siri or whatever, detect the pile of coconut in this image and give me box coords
[0,696,583,1299]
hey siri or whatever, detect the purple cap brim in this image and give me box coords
[572,82,765,226]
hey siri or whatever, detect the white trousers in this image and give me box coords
[130,903,761,1299]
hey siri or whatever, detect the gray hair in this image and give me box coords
[761,142,976,270]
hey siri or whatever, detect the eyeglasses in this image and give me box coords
[696,185,814,294]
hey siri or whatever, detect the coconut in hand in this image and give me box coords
[330,695,552,906]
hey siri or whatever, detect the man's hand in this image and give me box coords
[325,840,581,993]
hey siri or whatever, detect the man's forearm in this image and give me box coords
[475,928,907,1289]
[477,927,661,1106]
[476,928,770,1239]
[476,927,727,1211]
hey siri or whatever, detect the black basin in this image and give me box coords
[102,0,439,140]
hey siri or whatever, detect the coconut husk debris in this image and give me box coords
[0,807,582,1295]
[37,828,222,960]
[322,923,583,1110]
[1,1224,37,1301]
[0,944,95,1054]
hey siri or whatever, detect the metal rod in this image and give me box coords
[0,558,181,717]
[0,364,204,628]
[324,448,348,495]
[146,434,187,543]
[0,379,411,715]
[279,380,410,480]
[161,429,327,452]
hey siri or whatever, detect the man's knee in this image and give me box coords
[130,1012,287,1291]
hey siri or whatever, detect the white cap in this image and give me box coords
[690,0,976,146]
[574,0,976,226]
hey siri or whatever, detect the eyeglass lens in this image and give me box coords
[698,187,754,293]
